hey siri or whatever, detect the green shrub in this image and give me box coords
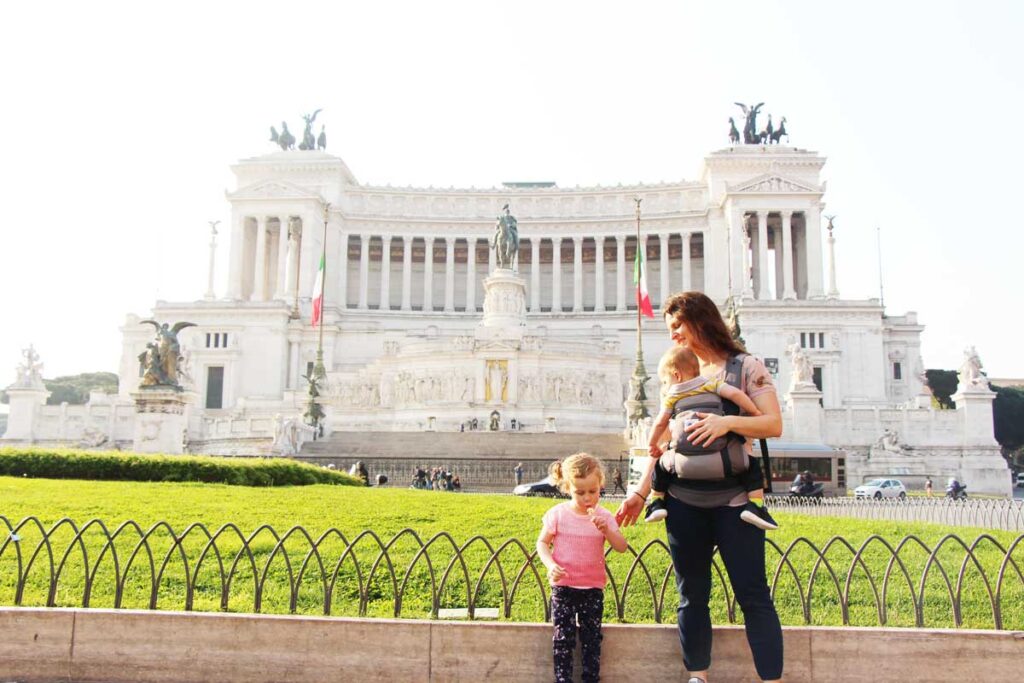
[0,447,360,487]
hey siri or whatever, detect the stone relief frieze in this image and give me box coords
[390,371,475,406]
[518,371,620,408]
[452,335,475,351]
[521,336,542,352]
[732,175,819,194]
[484,288,526,316]
[329,378,382,408]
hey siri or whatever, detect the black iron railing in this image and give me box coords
[766,496,1024,532]
[1,516,1022,630]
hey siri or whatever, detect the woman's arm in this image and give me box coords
[614,456,656,527]
[686,389,782,447]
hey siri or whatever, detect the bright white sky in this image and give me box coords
[1,1,1022,381]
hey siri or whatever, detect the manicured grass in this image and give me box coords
[1,476,1022,630]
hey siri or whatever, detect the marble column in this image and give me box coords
[774,226,785,298]
[659,233,670,306]
[594,236,605,312]
[616,235,627,312]
[803,206,825,298]
[252,217,268,301]
[757,212,770,299]
[782,211,797,300]
[379,235,392,310]
[227,214,244,299]
[335,232,348,310]
[741,215,754,299]
[444,236,455,312]
[289,341,300,390]
[487,239,495,273]
[530,238,541,312]
[826,221,839,299]
[401,236,413,311]
[423,236,434,311]
[465,238,476,312]
[572,236,583,312]
[551,237,562,313]
[728,208,745,300]
[682,232,692,291]
[358,233,371,310]
[274,219,289,299]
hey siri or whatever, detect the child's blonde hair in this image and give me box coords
[658,346,701,394]
[548,452,606,493]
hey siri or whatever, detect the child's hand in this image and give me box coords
[648,442,663,458]
[547,563,567,582]
[588,508,608,533]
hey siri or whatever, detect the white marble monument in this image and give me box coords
[1,135,1011,494]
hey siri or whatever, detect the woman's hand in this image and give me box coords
[685,412,732,447]
[615,491,646,527]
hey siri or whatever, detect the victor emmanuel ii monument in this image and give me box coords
[3,106,1011,494]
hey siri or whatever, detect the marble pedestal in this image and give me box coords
[3,387,50,440]
[131,389,192,454]
[786,384,824,443]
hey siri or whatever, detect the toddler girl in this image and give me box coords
[536,452,628,683]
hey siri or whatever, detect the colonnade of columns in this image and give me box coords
[739,209,822,301]
[228,215,310,302]
[337,232,704,314]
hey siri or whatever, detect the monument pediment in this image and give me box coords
[228,179,322,202]
[729,173,820,195]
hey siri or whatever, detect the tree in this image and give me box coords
[0,371,118,406]
[992,384,1024,458]
[925,369,958,409]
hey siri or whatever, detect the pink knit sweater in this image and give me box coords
[542,502,618,589]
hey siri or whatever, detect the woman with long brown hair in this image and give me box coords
[615,291,785,683]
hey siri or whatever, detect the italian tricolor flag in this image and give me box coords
[311,253,325,327]
[634,242,655,318]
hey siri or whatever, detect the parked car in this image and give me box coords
[1016,472,1024,489]
[513,477,566,498]
[854,478,907,500]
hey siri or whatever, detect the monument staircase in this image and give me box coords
[296,431,630,492]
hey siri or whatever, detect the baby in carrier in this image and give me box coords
[644,346,778,531]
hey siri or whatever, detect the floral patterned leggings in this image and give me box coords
[551,585,604,683]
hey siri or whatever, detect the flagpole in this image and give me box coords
[625,197,650,426]
[304,202,329,437]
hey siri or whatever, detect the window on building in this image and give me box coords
[800,332,826,349]
[812,366,823,392]
[307,361,315,379]
[205,366,224,409]
[893,362,902,380]
[205,333,230,349]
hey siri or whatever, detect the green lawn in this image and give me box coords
[1,476,1022,630]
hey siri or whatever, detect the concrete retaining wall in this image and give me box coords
[1,608,1021,682]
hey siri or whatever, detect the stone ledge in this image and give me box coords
[1,608,1021,682]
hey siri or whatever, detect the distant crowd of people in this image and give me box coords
[411,466,462,492]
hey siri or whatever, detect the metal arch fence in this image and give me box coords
[1,516,1023,631]
[766,496,1024,532]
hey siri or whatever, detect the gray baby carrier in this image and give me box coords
[659,354,749,486]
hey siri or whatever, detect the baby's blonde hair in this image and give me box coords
[548,452,606,493]
[658,346,701,394]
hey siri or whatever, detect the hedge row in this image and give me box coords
[0,447,361,487]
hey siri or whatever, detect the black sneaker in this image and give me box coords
[644,497,668,523]
[740,502,779,531]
